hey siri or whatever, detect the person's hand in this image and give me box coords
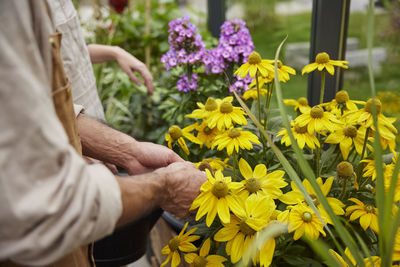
[114,47,154,95]
[83,156,119,174]
[124,141,184,175]
[157,161,207,218]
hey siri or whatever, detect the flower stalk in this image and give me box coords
[320,70,326,104]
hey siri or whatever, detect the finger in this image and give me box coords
[166,151,185,164]
[135,67,154,95]
[105,162,119,174]
[125,68,142,86]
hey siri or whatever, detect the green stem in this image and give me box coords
[232,150,240,181]
[360,127,371,160]
[339,177,348,200]
[255,71,262,124]
[316,134,321,177]
[320,71,326,104]
[359,176,372,190]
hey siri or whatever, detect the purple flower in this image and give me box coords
[176,73,198,92]
[229,74,253,93]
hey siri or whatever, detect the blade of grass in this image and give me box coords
[303,236,343,267]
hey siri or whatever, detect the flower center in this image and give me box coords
[169,125,182,140]
[302,211,313,222]
[309,194,320,206]
[365,98,382,114]
[248,51,262,65]
[228,128,241,138]
[245,178,261,193]
[205,97,218,111]
[315,52,330,64]
[203,126,213,135]
[168,237,180,251]
[310,106,324,118]
[294,124,308,134]
[298,97,308,106]
[240,219,256,235]
[343,126,357,138]
[336,161,354,178]
[212,180,229,198]
[365,204,375,213]
[335,90,349,103]
[193,255,208,267]
[220,101,233,113]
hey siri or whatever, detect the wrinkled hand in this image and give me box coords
[125,142,184,175]
[83,156,119,174]
[115,47,154,94]
[158,161,207,218]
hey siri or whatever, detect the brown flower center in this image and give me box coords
[343,125,357,138]
[205,97,218,111]
[193,256,208,267]
[248,51,262,65]
[240,219,256,235]
[169,125,182,140]
[302,211,313,222]
[168,237,180,251]
[315,52,330,64]
[365,204,375,213]
[294,124,308,134]
[228,128,241,138]
[335,90,349,104]
[198,162,213,174]
[246,178,261,193]
[203,126,213,135]
[220,101,233,113]
[336,161,354,178]
[365,98,382,114]
[212,180,229,198]
[310,106,324,119]
[298,97,309,106]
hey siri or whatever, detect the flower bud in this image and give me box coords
[336,161,354,178]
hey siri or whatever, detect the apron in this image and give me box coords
[1,32,93,267]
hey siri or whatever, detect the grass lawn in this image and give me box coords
[250,10,400,110]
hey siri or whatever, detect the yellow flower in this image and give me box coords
[383,163,400,202]
[165,124,203,154]
[295,105,342,134]
[277,121,320,150]
[184,238,227,267]
[194,158,231,172]
[284,97,312,114]
[288,204,327,240]
[214,194,277,266]
[242,88,269,100]
[234,51,274,78]
[190,169,242,227]
[324,124,366,160]
[265,59,296,82]
[186,97,221,120]
[212,127,260,156]
[248,74,273,89]
[160,222,200,267]
[207,97,247,131]
[280,177,345,224]
[329,248,382,267]
[235,158,287,200]
[324,90,365,117]
[378,91,400,115]
[195,121,220,148]
[302,52,349,75]
[345,198,379,233]
[360,159,380,181]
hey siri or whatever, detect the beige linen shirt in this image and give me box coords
[0,1,122,265]
[47,0,106,121]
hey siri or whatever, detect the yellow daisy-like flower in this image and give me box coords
[248,74,273,89]
[265,59,296,82]
[345,198,379,233]
[280,177,345,224]
[160,222,200,267]
[324,90,365,117]
[207,97,247,131]
[345,98,398,139]
[165,124,203,154]
[295,105,342,134]
[235,158,287,200]
[186,97,221,120]
[324,124,366,160]
[288,203,327,240]
[302,52,349,76]
[212,127,260,156]
[284,97,312,114]
[242,88,269,100]
[329,248,382,267]
[360,159,380,181]
[383,163,400,202]
[194,158,231,172]
[190,169,242,227]
[195,121,220,148]
[184,238,227,267]
[234,51,274,78]
[214,194,277,266]
[277,121,320,150]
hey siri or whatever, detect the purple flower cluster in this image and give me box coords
[176,73,198,92]
[229,74,253,93]
[203,19,254,75]
[161,17,205,70]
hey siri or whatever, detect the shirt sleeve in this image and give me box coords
[73,103,85,117]
[0,2,122,265]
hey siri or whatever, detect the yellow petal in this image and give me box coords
[239,158,253,179]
